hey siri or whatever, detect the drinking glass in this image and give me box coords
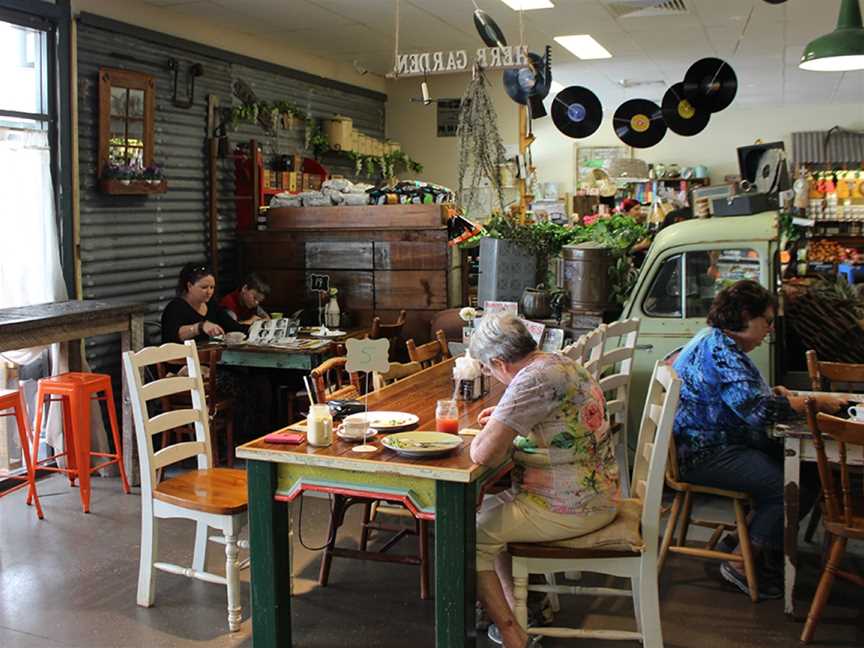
[435,399,460,434]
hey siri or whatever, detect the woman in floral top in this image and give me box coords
[672,280,844,600]
[469,312,618,648]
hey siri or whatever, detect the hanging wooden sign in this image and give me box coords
[391,45,528,78]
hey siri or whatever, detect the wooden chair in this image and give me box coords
[804,350,864,542]
[597,318,641,497]
[309,356,362,402]
[372,360,422,391]
[509,361,681,647]
[156,346,236,467]
[370,309,407,349]
[561,337,586,363]
[123,341,248,632]
[800,402,864,643]
[406,329,450,368]
[658,436,760,603]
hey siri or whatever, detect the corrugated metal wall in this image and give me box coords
[76,20,386,378]
[792,129,864,165]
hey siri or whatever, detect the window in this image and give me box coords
[642,249,761,318]
[98,68,155,176]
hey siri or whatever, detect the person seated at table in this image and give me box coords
[469,312,619,648]
[219,273,271,324]
[672,280,844,600]
[161,263,246,344]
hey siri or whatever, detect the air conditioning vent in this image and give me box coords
[605,0,689,19]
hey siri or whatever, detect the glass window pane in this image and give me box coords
[108,145,126,166]
[128,89,144,117]
[643,254,682,318]
[110,117,127,143]
[110,87,127,116]
[684,249,761,319]
[127,147,144,167]
[127,120,143,147]
[0,22,47,115]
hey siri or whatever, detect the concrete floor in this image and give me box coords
[1,474,862,648]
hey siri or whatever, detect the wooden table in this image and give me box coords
[236,358,508,648]
[218,328,370,371]
[774,419,864,615]
[0,300,147,484]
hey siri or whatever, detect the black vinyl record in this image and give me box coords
[551,86,602,139]
[662,82,710,136]
[683,57,738,113]
[473,9,507,48]
[503,50,552,108]
[613,99,667,148]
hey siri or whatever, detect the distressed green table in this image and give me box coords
[236,359,508,647]
[218,327,371,371]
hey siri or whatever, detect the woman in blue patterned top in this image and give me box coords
[672,280,844,600]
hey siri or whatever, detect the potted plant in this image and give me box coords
[143,164,163,185]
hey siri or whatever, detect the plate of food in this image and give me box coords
[343,411,420,432]
[381,431,463,458]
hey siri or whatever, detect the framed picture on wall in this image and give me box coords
[574,145,630,187]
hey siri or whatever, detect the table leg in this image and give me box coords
[248,460,292,648]
[435,480,476,648]
[121,315,144,486]
[783,436,801,616]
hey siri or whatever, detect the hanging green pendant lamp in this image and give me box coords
[800,0,864,71]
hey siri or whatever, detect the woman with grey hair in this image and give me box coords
[469,312,619,647]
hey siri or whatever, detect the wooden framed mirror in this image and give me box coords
[98,67,163,194]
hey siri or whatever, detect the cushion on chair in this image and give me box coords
[508,498,643,558]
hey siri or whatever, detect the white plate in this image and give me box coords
[381,431,463,458]
[336,427,378,443]
[344,411,420,431]
[310,328,346,338]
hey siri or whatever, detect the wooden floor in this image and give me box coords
[0,473,861,647]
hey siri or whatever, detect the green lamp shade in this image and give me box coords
[800,0,864,71]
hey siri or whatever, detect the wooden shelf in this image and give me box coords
[99,178,167,195]
[268,204,447,230]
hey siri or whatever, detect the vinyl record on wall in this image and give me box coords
[613,99,667,148]
[503,52,548,105]
[682,57,738,113]
[473,9,507,48]
[551,86,603,139]
[662,83,710,136]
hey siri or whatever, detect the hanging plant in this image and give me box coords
[456,68,507,218]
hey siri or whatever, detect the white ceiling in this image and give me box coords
[141,0,864,106]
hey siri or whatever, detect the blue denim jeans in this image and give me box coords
[681,443,817,550]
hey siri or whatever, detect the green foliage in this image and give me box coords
[481,214,648,305]
[779,210,804,245]
[347,150,424,180]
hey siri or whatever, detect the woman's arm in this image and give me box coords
[207,302,247,334]
[470,417,519,466]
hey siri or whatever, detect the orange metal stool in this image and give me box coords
[27,372,130,513]
[0,388,44,519]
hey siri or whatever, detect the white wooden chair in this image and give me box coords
[597,318,641,497]
[508,361,681,647]
[564,325,607,378]
[122,340,249,632]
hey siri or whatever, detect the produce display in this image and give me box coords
[807,239,848,263]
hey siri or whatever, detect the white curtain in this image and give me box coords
[0,127,68,450]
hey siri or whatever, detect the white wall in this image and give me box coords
[387,72,864,195]
[71,0,386,94]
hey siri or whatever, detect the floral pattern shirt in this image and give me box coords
[490,353,618,515]
[672,327,796,471]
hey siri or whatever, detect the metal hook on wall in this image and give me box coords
[168,58,204,109]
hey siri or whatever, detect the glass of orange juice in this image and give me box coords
[435,399,460,434]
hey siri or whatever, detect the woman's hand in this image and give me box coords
[202,320,224,337]
[477,406,496,427]
[816,395,847,414]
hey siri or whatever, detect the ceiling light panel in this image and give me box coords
[500,0,555,10]
[554,34,613,60]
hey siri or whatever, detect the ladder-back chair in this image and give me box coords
[406,330,450,368]
[123,341,248,632]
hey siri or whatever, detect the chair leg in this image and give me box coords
[102,385,131,493]
[137,505,158,607]
[71,391,92,513]
[658,493,683,571]
[419,519,430,600]
[676,491,693,547]
[193,521,209,572]
[734,500,759,603]
[13,394,44,519]
[318,495,345,587]
[27,393,47,504]
[359,501,373,551]
[631,572,642,634]
[639,553,663,648]
[512,559,530,630]
[224,524,242,632]
[801,535,846,644]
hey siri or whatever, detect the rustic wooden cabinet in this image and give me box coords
[239,205,451,343]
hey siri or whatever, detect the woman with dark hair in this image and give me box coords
[161,263,246,344]
[672,280,844,600]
